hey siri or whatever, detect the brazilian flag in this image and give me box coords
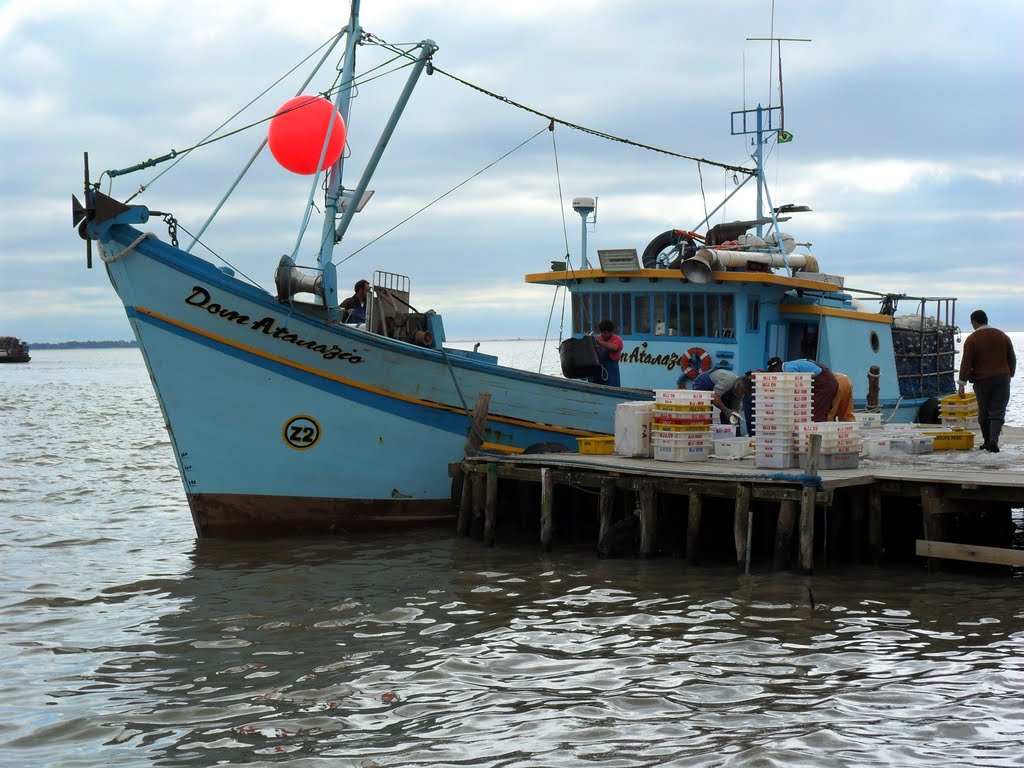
[778,130,794,143]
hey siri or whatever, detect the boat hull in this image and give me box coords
[101,226,642,538]
[190,492,454,538]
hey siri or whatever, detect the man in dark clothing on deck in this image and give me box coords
[958,309,1016,452]
[341,279,369,323]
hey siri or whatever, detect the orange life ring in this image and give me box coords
[680,347,713,380]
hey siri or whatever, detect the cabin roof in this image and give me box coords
[525,268,845,293]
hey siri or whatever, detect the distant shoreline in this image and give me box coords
[30,341,139,350]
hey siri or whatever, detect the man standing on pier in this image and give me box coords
[958,309,1016,452]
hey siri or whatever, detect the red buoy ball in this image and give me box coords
[268,96,346,175]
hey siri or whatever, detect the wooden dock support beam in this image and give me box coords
[457,466,472,536]
[868,485,883,564]
[465,393,491,456]
[540,467,553,552]
[686,492,703,565]
[484,463,498,547]
[774,499,797,570]
[638,483,656,557]
[920,485,947,572]
[598,478,614,546]
[799,434,822,573]
[734,484,752,572]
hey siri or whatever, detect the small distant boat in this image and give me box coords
[0,337,30,363]
[72,3,957,538]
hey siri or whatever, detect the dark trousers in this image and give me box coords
[974,375,1011,446]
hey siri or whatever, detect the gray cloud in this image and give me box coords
[1,0,1021,344]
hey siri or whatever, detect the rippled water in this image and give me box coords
[1,348,1021,767]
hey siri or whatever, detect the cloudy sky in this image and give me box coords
[1,0,1021,343]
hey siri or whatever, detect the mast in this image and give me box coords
[316,0,363,308]
[315,0,436,309]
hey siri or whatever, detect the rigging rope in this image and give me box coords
[337,125,550,264]
[428,64,755,177]
[538,120,572,373]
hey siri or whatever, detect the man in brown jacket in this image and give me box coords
[958,309,1016,452]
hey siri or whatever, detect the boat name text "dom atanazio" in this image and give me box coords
[185,286,364,363]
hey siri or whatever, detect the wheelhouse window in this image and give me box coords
[620,294,633,335]
[572,291,735,337]
[692,294,707,337]
[747,297,760,332]
[634,295,651,334]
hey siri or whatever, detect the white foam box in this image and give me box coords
[756,435,796,451]
[655,389,713,405]
[653,442,712,462]
[752,371,813,384]
[853,412,883,429]
[863,438,894,458]
[712,424,738,440]
[798,422,860,436]
[755,449,798,469]
[614,401,654,457]
[714,438,754,459]
[796,435,861,452]
[905,436,934,454]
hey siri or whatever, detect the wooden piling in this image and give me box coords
[540,467,553,552]
[457,465,472,536]
[518,480,535,530]
[484,463,498,547]
[799,433,822,572]
[638,483,656,557]
[598,478,615,546]
[686,492,703,564]
[920,485,947,572]
[734,484,752,571]
[774,499,798,570]
[866,366,880,410]
[848,488,867,563]
[465,393,491,456]
[868,485,883,564]
[471,472,486,537]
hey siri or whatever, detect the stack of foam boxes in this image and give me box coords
[751,371,813,468]
[938,393,979,429]
[796,422,861,469]
[651,389,713,462]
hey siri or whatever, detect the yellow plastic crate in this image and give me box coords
[939,403,978,416]
[939,393,976,405]
[654,402,714,412]
[649,423,711,433]
[921,430,975,451]
[577,436,614,454]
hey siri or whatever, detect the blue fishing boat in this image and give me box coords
[71,3,956,538]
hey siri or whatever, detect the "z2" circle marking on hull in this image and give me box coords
[283,415,321,450]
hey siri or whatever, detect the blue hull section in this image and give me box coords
[102,226,647,536]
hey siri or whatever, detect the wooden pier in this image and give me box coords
[450,427,1024,573]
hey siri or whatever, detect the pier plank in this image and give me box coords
[915,540,1024,567]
